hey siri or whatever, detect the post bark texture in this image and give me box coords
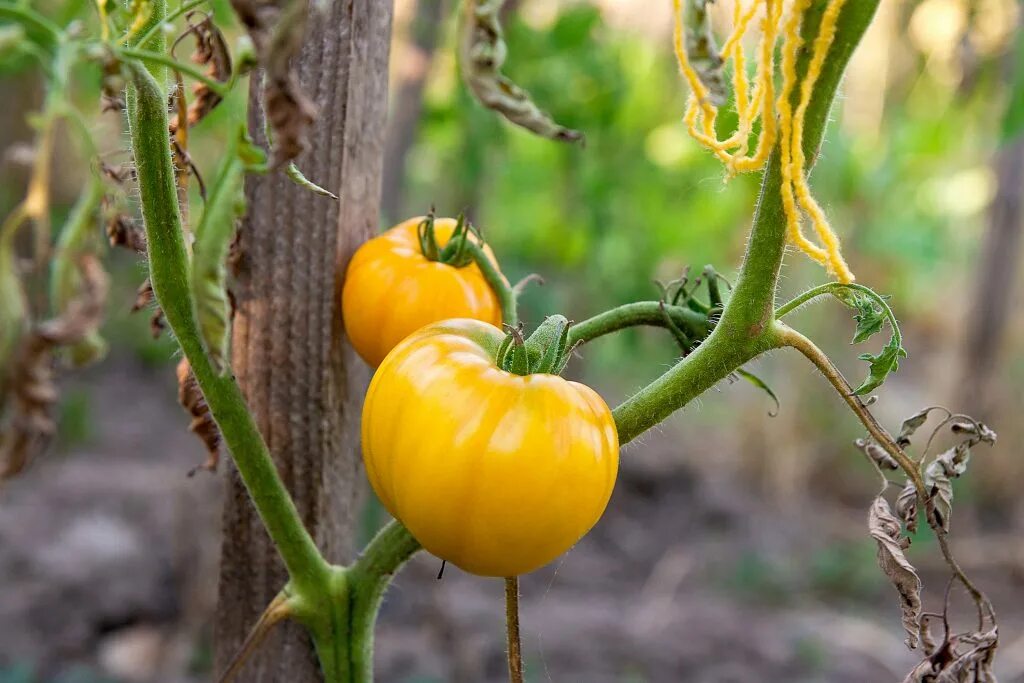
[215,1,394,680]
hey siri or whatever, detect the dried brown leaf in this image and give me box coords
[951,420,997,447]
[176,359,221,474]
[230,0,315,167]
[933,628,998,683]
[897,406,945,447]
[169,13,232,133]
[855,437,899,470]
[106,214,146,253]
[1,255,108,480]
[924,444,970,532]
[459,0,583,143]
[895,481,920,534]
[869,495,922,649]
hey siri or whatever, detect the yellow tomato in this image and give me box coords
[341,217,505,367]
[362,319,619,577]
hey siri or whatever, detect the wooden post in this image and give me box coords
[215,2,394,679]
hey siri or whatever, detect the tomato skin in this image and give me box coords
[341,217,504,367]
[362,319,620,577]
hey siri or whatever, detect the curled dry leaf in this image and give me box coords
[951,420,997,446]
[855,437,899,470]
[897,406,946,447]
[868,495,922,650]
[176,359,221,474]
[229,0,316,167]
[924,444,970,533]
[131,278,166,338]
[906,628,999,683]
[459,0,583,143]
[169,13,232,134]
[106,214,147,253]
[1,255,108,480]
[895,480,919,534]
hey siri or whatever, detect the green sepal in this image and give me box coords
[507,338,529,376]
[439,212,476,267]
[529,315,570,375]
[418,211,440,261]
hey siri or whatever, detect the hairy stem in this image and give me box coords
[347,520,422,680]
[569,301,711,345]
[776,324,994,623]
[505,576,524,683]
[465,241,517,326]
[611,0,880,444]
[123,57,329,594]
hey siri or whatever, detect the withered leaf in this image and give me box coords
[897,406,944,447]
[895,481,919,534]
[459,0,583,143]
[933,628,998,683]
[868,495,922,649]
[230,0,316,167]
[951,420,997,447]
[1,255,108,480]
[924,444,970,532]
[855,437,899,470]
[176,359,221,474]
[169,13,232,134]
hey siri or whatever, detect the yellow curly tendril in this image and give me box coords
[672,0,855,283]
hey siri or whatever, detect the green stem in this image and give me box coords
[347,521,422,680]
[123,59,329,594]
[118,46,230,96]
[610,0,881,445]
[465,241,517,326]
[774,281,902,348]
[569,301,711,346]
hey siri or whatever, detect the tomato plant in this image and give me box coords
[0,0,1005,682]
[342,214,508,367]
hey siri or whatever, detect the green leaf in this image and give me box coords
[852,335,907,396]
[191,127,266,371]
[850,294,885,344]
[735,368,779,416]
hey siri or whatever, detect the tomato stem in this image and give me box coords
[505,577,525,683]
[122,0,331,604]
[611,0,881,445]
[465,240,518,325]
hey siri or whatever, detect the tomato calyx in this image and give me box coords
[416,209,481,268]
[496,315,578,376]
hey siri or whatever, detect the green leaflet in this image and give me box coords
[50,174,107,366]
[191,126,266,371]
[832,286,907,396]
[853,335,907,397]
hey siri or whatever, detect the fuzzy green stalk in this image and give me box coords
[612,0,881,444]
[122,54,330,599]
[569,301,712,346]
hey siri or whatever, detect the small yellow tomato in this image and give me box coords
[341,216,504,367]
[362,319,619,577]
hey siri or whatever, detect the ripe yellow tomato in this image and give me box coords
[362,319,620,577]
[341,217,505,367]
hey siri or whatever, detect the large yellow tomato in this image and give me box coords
[341,216,505,367]
[362,319,620,577]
